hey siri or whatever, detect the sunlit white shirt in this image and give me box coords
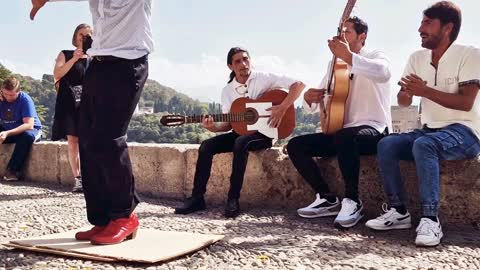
[49,0,154,59]
[305,48,392,133]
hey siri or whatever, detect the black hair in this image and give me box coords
[227,47,250,83]
[423,1,462,42]
[346,16,368,46]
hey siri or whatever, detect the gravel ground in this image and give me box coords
[0,181,479,270]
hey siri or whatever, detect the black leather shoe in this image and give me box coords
[224,198,240,218]
[174,196,206,214]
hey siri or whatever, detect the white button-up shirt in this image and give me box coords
[50,0,154,59]
[221,70,299,113]
[305,48,393,133]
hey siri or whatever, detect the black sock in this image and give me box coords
[321,194,337,204]
[394,205,407,215]
[347,197,360,204]
[423,216,438,222]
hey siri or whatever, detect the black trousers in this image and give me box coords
[191,131,272,200]
[78,55,148,226]
[287,125,385,201]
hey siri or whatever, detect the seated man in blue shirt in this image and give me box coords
[0,77,42,181]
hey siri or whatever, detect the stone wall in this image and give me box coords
[1,142,479,223]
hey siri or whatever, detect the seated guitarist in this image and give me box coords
[175,47,305,218]
[287,16,392,229]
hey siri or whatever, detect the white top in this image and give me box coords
[304,48,392,133]
[221,70,299,113]
[403,44,480,138]
[50,0,154,59]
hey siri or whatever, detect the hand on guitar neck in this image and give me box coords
[328,34,354,66]
[304,88,326,107]
[202,116,231,133]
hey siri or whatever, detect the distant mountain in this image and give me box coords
[0,63,317,144]
[0,63,221,141]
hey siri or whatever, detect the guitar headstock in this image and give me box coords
[339,0,357,27]
[160,115,186,127]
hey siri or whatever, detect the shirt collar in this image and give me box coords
[429,43,458,64]
[231,70,257,87]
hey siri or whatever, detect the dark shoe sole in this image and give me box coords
[90,230,138,245]
[174,205,206,215]
[224,209,240,218]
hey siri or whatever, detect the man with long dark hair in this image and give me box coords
[366,1,480,247]
[31,0,153,245]
[175,47,305,218]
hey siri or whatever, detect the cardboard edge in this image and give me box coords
[4,235,225,264]
[3,243,118,262]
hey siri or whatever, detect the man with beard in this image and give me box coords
[287,16,392,229]
[365,1,480,247]
[175,47,304,218]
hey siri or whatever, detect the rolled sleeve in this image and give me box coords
[351,50,391,83]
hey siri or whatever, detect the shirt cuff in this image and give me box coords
[459,79,480,88]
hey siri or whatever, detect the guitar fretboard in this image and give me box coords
[185,113,247,123]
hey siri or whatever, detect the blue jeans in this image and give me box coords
[377,123,480,217]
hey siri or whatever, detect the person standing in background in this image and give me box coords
[52,23,92,193]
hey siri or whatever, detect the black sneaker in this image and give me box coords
[174,196,206,215]
[224,198,240,218]
[3,170,20,181]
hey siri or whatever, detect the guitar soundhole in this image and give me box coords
[244,108,258,125]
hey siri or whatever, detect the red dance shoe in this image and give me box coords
[75,225,106,241]
[90,214,139,245]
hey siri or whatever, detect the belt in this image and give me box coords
[92,55,125,62]
[423,124,441,132]
[92,54,148,62]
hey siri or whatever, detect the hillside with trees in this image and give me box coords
[0,63,319,144]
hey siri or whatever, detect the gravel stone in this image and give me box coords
[0,182,479,270]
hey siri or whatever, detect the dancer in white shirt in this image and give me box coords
[31,0,153,245]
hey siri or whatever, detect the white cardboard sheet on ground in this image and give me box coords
[245,102,278,139]
[4,228,224,263]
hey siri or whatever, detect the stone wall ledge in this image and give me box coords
[1,141,479,223]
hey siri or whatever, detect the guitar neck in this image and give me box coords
[185,113,246,123]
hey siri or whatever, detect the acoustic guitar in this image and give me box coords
[160,89,295,139]
[320,0,357,134]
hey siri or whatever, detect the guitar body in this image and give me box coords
[230,89,295,139]
[321,60,350,134]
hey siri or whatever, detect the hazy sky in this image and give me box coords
[1,1,479,103]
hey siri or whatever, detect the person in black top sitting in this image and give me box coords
[52,23,92,193]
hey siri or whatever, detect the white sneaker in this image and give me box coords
[415,217,443,247]
[72,176,83,193]
[365,203,412,230]
[297,193,340,218]
[334,198,364,229]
